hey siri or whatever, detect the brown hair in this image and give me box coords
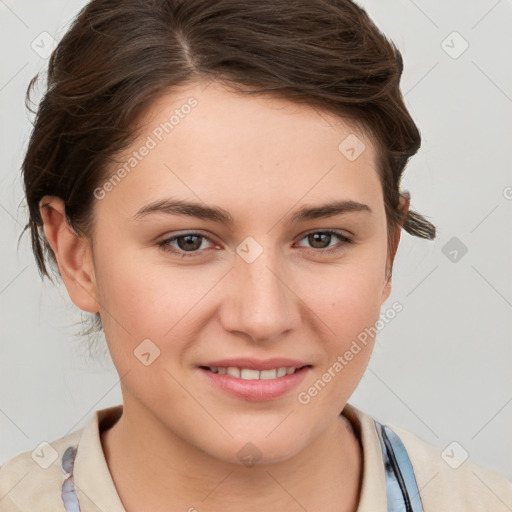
[22,0,436,302]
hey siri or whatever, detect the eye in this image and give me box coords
[295,230,354,254]
[158,229,354,259]
[158,232,216,258]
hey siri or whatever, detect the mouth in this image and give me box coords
[197,363,313,401]
[199,365,312,380]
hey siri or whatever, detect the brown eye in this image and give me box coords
[308,232,332,249]
[159,232,214,258]
[297,230,353,253]
[175,234,203,251]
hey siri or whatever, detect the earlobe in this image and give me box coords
[39,196,99,313]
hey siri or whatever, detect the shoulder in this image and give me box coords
[389,423,512,511]
[0,428,83,511]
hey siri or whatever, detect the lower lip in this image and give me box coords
[198,366,312,401]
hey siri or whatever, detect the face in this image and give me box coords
[84,81,395,464]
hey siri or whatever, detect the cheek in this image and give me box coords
[294,273,382,418]
[305,248,386,326]
[92,241,222,358]
[300,253,386,375]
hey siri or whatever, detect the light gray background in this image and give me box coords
[1,0,511,482]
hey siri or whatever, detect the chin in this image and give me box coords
[199,432,306,468]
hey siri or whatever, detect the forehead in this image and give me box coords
[101,80,383,220]
[134,80,376,161]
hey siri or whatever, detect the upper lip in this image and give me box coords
[198,358,312,371]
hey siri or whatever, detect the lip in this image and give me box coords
[198,364,312,402]
[198,357,312,371]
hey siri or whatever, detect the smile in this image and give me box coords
[202,366,305,379]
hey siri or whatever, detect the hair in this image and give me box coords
[21,0,436,334]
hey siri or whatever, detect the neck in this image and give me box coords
[101,399,362,512]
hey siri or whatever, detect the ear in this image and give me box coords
[381,192,410,304]
[39,196,99,313]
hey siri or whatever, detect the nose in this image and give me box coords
[219,247,301,343]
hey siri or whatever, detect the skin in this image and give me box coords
[40,80,408,512]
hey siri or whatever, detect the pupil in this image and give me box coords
[179,235,201,251]
[309,232,330,249]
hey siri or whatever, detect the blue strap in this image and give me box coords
[61,446,81,512]
[375,420,425,512]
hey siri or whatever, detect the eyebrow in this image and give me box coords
[133,198,372,224]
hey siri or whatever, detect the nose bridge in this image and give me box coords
[222,241,300,342]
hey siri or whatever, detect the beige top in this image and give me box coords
[1,403,511,511]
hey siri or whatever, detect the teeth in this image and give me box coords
[241,368,260,380]
[260,369,278,379]
[207,366,300,379]
[227,367,240,378]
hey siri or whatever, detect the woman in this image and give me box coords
[1,0,510,510]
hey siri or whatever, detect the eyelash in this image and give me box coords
[158,230,354,259]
